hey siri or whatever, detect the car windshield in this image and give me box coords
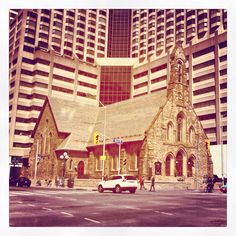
[124,176,136,180]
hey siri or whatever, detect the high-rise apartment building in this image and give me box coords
[9,9,227,175]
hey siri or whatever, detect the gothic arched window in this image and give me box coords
[189,126,195,144]
[177,59,183,83]
[177,113,185,142]
[167,121,174,142]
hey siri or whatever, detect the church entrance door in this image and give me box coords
[77,161,84,178]
[175,152,183,176]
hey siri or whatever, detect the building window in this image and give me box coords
[167,121,174,142]
[69,159,73,170]
[177,113,185,142]
[100,66,131,105]
[39,134,43,155]
[155,161,162,175]
[111,156,118,171]
[47,132,52,155]
[96,157,102,171]
[129,153,138,170]
[177,59,183,83]
[189,126,195,144]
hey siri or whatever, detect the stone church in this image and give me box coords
[28,44,213,187]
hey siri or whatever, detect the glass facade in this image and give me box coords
[100,66,132,105]
[107,9,131,57]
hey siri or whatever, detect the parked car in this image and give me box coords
[9,177,18,186]
[213,175,222,183]
[9,177,31,187]
[98,174,138,193]
[220,184,227,193]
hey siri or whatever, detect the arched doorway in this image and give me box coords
[77,161,84,178]
[187,156,195,177]
[155,162,162,175]
[165,156,171,176]
[175,152,183,176]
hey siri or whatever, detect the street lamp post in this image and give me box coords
[60,152,69,186]
[34,139,39,184]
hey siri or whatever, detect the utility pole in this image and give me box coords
[99,101,106,181]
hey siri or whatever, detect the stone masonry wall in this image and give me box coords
[28,103,65,182]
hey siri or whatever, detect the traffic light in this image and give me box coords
[205,139,210,151]
[123,159,127,166]
[93,131,99,144]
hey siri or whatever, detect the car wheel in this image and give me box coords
[98,185,104,193]
[129,189,136,194]
[115,185,121,193]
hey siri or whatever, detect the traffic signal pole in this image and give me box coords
[118,140,121,175]
[101,101,106,181]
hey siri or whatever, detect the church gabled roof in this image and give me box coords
[48,97,99,151]
[44,90,167,151]
[88,90,167,146]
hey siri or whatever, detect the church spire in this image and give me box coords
[167,43,189,100]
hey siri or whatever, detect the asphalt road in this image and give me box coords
[9,187,226,227]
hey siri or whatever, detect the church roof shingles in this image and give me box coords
[47,90,166,151]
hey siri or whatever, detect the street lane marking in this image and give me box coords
[155,211,173,216]
[27,204,35,207]
[42,207,53,211]
[66,198,77,201]
[17,201,23,204]
[84,217,101,224]
[55,196,63,199]
[60,211,73,217]
[161,212,173,216]
[10,192,34,196]
[84,200,94,203]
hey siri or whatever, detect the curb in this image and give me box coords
[10,186,97,191]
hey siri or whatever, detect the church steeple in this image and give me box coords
[167,43,189,102]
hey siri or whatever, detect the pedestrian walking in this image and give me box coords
[139,176,146,190]
[149,175,155,192]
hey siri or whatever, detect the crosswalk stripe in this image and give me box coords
[60,211,73,217]
[84,217,101,224]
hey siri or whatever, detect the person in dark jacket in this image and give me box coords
[149,175,155,192]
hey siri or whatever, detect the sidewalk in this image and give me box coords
[32,185,97,191]
[9,185,98,191]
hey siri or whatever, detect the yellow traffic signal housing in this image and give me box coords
[93,131,99,144]
[205,139,210,151]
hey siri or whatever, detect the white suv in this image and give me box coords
[98,174,138,194]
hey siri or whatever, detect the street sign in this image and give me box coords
[100,155,106,161]
[113,138,123,144]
